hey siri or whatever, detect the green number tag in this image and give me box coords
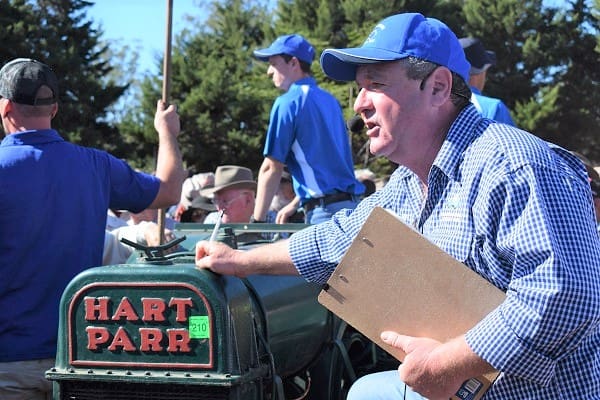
[189,316,210,339]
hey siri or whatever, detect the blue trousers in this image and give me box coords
[305,199,359,224]
[347,370,427,400]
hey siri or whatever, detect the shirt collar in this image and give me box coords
[1,129,64,147]
[387,105,486,185]
[470,86,482,95]
[291,76,316,87]
[432,104,488,182]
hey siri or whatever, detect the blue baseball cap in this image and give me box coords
[320,13,470,83]
[253,34,316,65]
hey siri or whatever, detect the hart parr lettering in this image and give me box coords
[85,296,193,322]
[86,327,191,352]
[83,296,195,353]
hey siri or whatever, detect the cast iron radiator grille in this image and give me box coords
[60,381,229,400]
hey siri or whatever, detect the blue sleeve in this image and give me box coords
[105,153,160,212]
[493,101,515,126]
[263,95,300,163]
[465,161,600,385]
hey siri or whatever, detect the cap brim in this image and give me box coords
[470,63,493,75]
[191,198,217,211]
[321,48,408,81]
[485,50,497,66]
[253,49,275,62]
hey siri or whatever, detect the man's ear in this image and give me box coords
[50,103,58,119]
[0,98,11,119]
[429,67,453,105]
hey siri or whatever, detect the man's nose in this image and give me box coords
[353,88,370,114]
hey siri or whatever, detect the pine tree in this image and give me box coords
[122,0,272,173]
[463,0,600,161]
[0,0,129,156]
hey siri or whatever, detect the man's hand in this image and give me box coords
[276,195,301,224]
[148,99,185,208]
[154,100,180,139]
[381,331,465,400]
[143,224,177,254]
[276,202,296,224]
[195,240,244,276]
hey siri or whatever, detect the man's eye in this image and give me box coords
[366,82,385,91]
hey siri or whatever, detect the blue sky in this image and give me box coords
[88,0,204,75]
[88,0,570,77]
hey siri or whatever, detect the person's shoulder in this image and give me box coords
[476,123,563,172]
[473,93,505,112]
[476,94,514,125]
[273,87,302,108]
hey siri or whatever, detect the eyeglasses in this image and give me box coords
[212,191,250,210]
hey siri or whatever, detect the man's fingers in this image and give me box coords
[381,331,412,351]
[195,241,210,265]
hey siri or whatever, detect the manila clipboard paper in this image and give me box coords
[318,206,506,400]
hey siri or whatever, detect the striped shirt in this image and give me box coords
[289,105,600,398]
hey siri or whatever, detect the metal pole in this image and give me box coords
[157,0,173,244]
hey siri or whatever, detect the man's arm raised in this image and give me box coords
[148,99,186,209]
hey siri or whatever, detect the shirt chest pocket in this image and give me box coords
[427,204,475,264]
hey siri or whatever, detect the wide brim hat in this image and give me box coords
[320,13,470,83]
[200,165,256,197]
[190,193,217,211]
[180,172,215,208]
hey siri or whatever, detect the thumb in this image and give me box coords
[381,331,411,351]
[195,240,210,263]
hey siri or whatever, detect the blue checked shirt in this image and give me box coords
[289,105,600,399]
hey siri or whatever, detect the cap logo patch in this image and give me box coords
[364,23,386,45]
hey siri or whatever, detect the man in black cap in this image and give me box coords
[0,58,185,399]
[459,37,515,125]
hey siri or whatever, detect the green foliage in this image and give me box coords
[463,0,600,162]
[120,0,273,174]
[121,0,596,175]
[6,0,594,176]
[0,0,129,157]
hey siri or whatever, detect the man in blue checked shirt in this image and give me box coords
[196,13,600,400]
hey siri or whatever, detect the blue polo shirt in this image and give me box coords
[470,87,515,126]
[263,77,364,202]
[0,129,159,361]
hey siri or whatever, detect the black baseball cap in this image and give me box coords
[0,58,59,105]
[458,38,496,75]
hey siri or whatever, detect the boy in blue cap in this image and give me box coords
[251,34,364,225]
[197,13,600,400]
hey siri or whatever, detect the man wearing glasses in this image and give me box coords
[201,165,257,224]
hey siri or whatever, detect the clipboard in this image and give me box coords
[318,207,505,400]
